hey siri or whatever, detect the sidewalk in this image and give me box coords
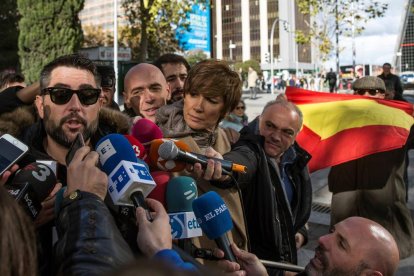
[241,89,281,120]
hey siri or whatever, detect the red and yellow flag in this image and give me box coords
[285,87,414,172]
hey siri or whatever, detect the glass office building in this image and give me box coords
[211,0,313,72]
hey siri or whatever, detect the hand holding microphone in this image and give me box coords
[136,198,172,257]
[5,162,58,222]
[35,182,62,227]
[215,244,268,276]
[157,140,246,179]
[0,164,19,186]
[95,134,156,213]
[192,147,230,181]
[66,146,108,201]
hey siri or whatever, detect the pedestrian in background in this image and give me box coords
[378,62,404,100]
[248,67,258,99]
[325,68,337,93]
[220,100,248,132]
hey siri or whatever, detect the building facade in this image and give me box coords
[78,0,126,32]
[396,0,414,73]
[212,0,314,73]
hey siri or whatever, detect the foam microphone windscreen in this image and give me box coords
[192,191,233,240]
[149,139,190,172]
[12,162,57,202]
[131,118,163,146]
[166,176,198,213]
[147,170,171,207]
[124,134,147,160]
[6,162,57,219]
[96,134,138,174]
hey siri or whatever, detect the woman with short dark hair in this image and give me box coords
[156,59,248,263]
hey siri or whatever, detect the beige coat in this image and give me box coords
[247,69,258,88]
[170,129,248,265]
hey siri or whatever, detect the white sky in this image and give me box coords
[325,0,407,69]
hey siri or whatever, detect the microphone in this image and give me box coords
[260,260,305,272]
[192,191,237,262]
[166,176,202,240]
[131,118,163,151]
[158,140,247,175]
[5,162,56,220]
[124,134,147,160]
[149,139,191,172]
[95,134,156,210]
[147,170,171,208]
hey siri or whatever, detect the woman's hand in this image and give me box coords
[190,147,230,182]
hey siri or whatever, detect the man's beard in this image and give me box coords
[171,88,184,102]
[305,246,365,276]
[44,110,98,148]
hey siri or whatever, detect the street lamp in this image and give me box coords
[269,18,288,94]
[113,0,119,103]
[396,51,402,74]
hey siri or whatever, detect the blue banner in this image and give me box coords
[176,3,211,57]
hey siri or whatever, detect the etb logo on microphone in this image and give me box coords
[169,212,202,239]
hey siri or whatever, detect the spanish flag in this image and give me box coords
[285,87,414,172]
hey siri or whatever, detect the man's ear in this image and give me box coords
[35,95,44,119]
[123,91,130,108]
[166,85,171,101]
[98,88,104,107]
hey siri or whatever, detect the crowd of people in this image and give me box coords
[0,53,411,276]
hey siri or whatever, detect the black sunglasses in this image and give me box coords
[42,87,101,105]
[355,89,385,96]
[236,106,245,110]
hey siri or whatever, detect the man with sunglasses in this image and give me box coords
[328,76,414,259]
[352,76,386,98]
[9,54,131,274]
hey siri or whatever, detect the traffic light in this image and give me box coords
[264,52,270,63]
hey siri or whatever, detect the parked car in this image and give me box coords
[400,71,414,89]
[403,94,414,104]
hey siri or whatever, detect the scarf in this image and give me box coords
[156,100,218,150]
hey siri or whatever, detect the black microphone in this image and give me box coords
[5,162,56,220]
[158,140,247,175]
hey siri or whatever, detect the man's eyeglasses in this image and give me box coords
[41,87,101,105]
[355,89,385,96]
